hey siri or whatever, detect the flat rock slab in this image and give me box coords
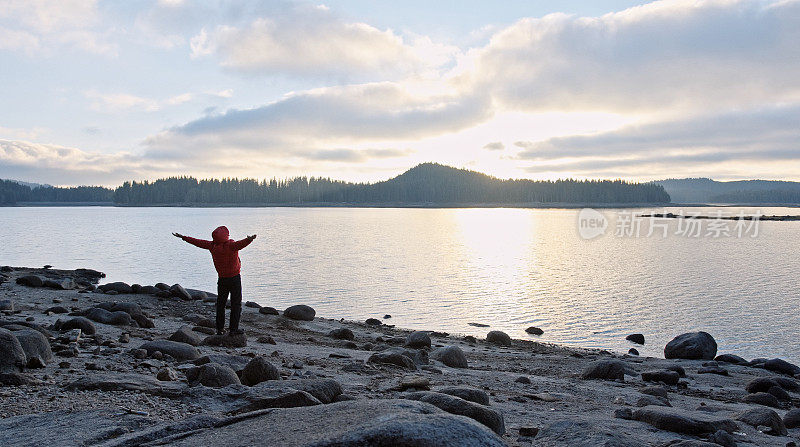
[66,373,186,397]
[149,400,506,447]
[632,405,738,435]
[534,419,647,447]
[0,409,154,447]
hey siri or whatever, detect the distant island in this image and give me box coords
[1,163,669,206]
[654,178,800,204]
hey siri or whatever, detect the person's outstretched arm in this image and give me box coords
[173,232,212,249]
[231,234,257,250]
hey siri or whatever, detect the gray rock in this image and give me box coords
[581,359,626,381]
[635,395,671,407]
[368,350,417,370]
[628,348,639,355]
[405,331,432,349]
[240,357,280,386]
[773,376,800,391]
[143,399,506,447]
[715,353,747,364]
[735,407,787,435]
[0,372,32,385]
[707,429,737,447]
[13,329,53,365]
[66,373,185,397]
[783,408,800,429]
[60,317,96,335]
[525,326,544,335]
[258,306,279,315]
[365,317,382,325]
[436,386,490,405]
[193,354,251,373]
[131,313,154,328]
[244,301,261,308]
[189,363,241,387]
[156,367,178,381]
[764,358,800,376]
[640,386,669,398]
[140,340,200,361]
[98,282,133,294]
[84,307,133,326]
[284,304,315,321]
[43,278,76,290]
[742,392,779,408]
[404,391,504,435]
[745,377,779,393]
[626,333,645,344]
[202,333,247,348]
[632,405,737,435]
[430,346,468,368]
[256,378,343,404]
[139,285,160,294]
[697,366,728,376]
[170,284,192,301]
[327,328,354,340]
[45,306,69,314]
[486,330,511,346]
[767,385,790,401]
[642,369,680,385]
[15,275,43,287]
[534,419,644,447]
[0,299,14,311]
[0,328,26,373]
[664,331,717,360]
[168,326,204,346]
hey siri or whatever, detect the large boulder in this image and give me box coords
[664,332,717,360]
[430,346,468,368]
[783,408,800,429]
[742,392,779,408]
[485,330,511,347]
[240,357,280,386]
[764,358,800,376]
[15,275,43,287]
[13,329,53,366]
[581,360,625,381]
[140,340,201,361]
[0,328,26,373]
[168,326,204,346]
[404,391,505,435]
[283,305,315,321]
[187,363,241,387]
[436,386,490,406]
[170,284,192,301]
[60,317,96,335]
[632,406,737,435]
[202,333,247,348]
[84,307,133,326]
[736,407,787,435]
[138,399,506,447]
[368,350,417,370]
[43,278,76,290]
[405,331,432,349]
[98,282,133,294]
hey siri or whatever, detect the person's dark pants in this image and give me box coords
[216,274,242,333]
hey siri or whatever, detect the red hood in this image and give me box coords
[211,226,229,243]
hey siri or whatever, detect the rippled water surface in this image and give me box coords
[2,206,798,363]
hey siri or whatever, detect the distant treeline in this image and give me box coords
[711,189,800,204]
[0,179,113,204]
[2,163,671,205]
[114,163,670,204]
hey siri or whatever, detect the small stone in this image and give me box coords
[59,361,71,369]
[240,357,280,386]
[743,392,779,408]
[515,376,531,384]
[398,376,430,391]
[258,306,279,315]
[405,331,431,349]
[430,346,468,369]
[133,348,148,359]
[328,328,355,341]
[156,367,178,381]
[244,301,261,308]
[736,407,787,435]
[642,370,680,385]
[365,318,382,326]
[284,305,315,321]
[626,333,645,344]
[519,427,539,437]
[118,333,130,343]
[257,336,277,345]
[628,348,639,356]
[614,408,634,420]
[525,326,543,336]
[383,314,392,319]
[697,366,728,376]
[486,330,511,347]
[581,360,625,381]
[708,429,737,447]
[783,408,800,429]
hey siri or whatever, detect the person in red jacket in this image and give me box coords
[173,226,256,336]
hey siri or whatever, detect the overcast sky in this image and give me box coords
[1,0,799,186]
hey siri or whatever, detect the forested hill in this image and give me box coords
[2,163,670,205]
[113,163,670,205]
[655,178,800,203]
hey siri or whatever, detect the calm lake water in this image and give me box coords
[2,206,798,363]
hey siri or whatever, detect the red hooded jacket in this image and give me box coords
[181,226,253,278]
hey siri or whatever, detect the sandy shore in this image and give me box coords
[0,266,798,446]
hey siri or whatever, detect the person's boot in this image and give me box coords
[229,328,244,336]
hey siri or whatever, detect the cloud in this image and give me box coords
[483,142,505,151]
[187,4,458,78]
[470,0,800,114]
[515,103,800,178]
[302,148,412,162]
[144,81,491,160]
[0,139,160,185]
[0,0,116,55]
[84,89,233,113]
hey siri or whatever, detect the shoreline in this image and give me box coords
[1,266,799,446]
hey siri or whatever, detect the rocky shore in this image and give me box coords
[1,266,799,446]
